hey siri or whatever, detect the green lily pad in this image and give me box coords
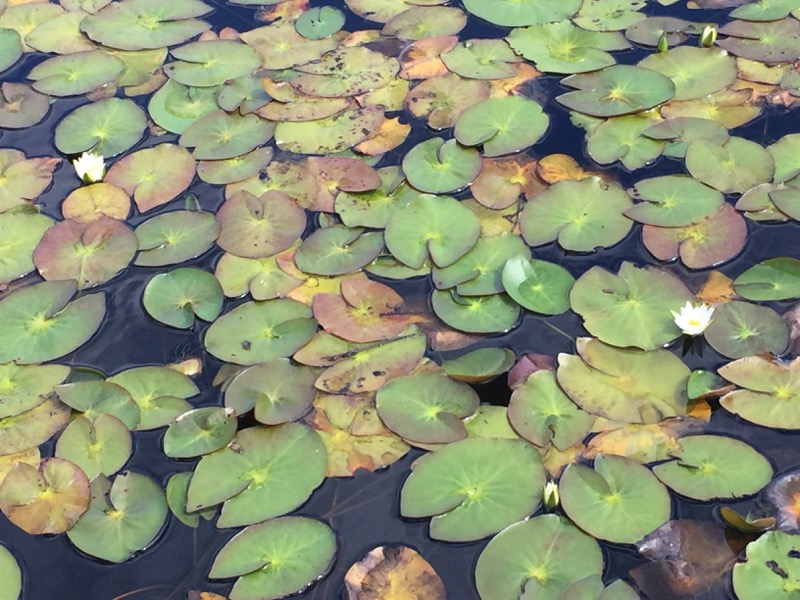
[0,211,53,283]
[405,73,490,130]
[557,65,676,117]
[638,47,736,101]
[148,79,220,134]
[187,423,327,528]
[33,217,137,289]
[585,115,665,170]
[732,0,800,20]
[335,166,420,229]
[733,531,800,600]
[386,194,480,270]
[55,380,140,429]
[55,414,132,479]
[0,457,89,535]
[28,51,124,97]
[734,257,800,301]
[625,175,724,226]
[717,18,800,64]
[475,515,603,600]
[454,96,549,157]
[216,191,305,260]
[218,76,271,115]
[54,98,147,158]
[224,359,316,425]
[441,39,519,80]
[643,116,729,159]
[0,280,105,364]
[214,252,301,301]
[180,110,274,160]
[402,138,482,194]
[465,0,580,27]
[574,0,646,31]
[166,472,214,528]
[560,454,671,544]
[209,517,336,600]
[382,6,466,40]
[0,545,21,600]
[0,28,22,73]
[163,407,237,458]
[143,268,223,329]
[294,226,384,276]
[165,40,260,87]
[570,262,691,350]
[197,148,274,186]
[768,133,800,183]
[104,144,196,213]
[0,362,69,419]
[401,437,545,541]
[376,373,479,443]
[204,298,317,366]
[0,395,71,456]
[625,16,690,46]
[240,20,337,70]
[502,255,575,315]
[80,0,212,50]
[295,6,345,39]
[108,366,198,431]
[652,435,772,501]
[134,210,219,267]
[291,46,398,97]
[507,21,629,74]
[274,106,385,154]
[559,577,639,600]
[0,83,49,129]
[686,137,775,194]
[508,370,594,450]
[520,177,633,251]
[67,471,168,563]
[441,347,515,383]
[704,301,788,359]
[557,338,690,423]
[431,290,520,334]
[719,355,800,430]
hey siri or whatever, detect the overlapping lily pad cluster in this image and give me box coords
[3,0,800,598]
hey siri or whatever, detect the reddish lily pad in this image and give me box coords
[0,150,60,213]
[61,183,131,223]
[0,395,71,456]
[0,82,49,129]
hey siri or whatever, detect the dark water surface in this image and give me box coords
[3,1,800,599]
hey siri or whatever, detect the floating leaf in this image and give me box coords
[0,545,21,600]
[441,39,520,80]
[134,210,219,267]
[0,211,53,283]
[143,268,223,329]
[463,0,580,26]
[475,515,603,600]
[637,47,736,101]
[180,110,274,160]
[54,380,139,429]
[295,6,345,40]
[108,366,198,431]
[345,546,445,600]
[67,471,167,563]
[454,96,549,157]
[442,347,515,383]
[55,414,132,479]
[0,28,22,73]
[704,300,788,359]
[148,79,220,134]
[33,217,137,289]
[401,438,545,541]
[733,531,800,600]
[0,280,105,364]
[0,457,89,535]
[240,20,337,69]
[405,73,489,129]
[0,83,49,129]
[626,175,724,226]
[382,6,466,40]
[0,362,68,420]
[686,137,775,194]
[653,434,772,500]
[275,106,384,154]
[61,183,131,223]
[28,51,124,97]
[166,472,213,529]
[560,454,671,544]
[717,18,800,64]
[0,151,60,213]
[293,226,384,277]
[431,290,520,334]
[209,517,335,600]
[163,407,237,458]
[585,114,665,170]
[165,40,260,87]
[502,255,575,315]
[214,252,301,301]
[402,138,482,194]
[54,98,147,158]
[734,257,800,301]
[583,419,704,464]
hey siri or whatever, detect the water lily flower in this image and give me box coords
[700,25,717,48]
[543,481,559,510]
[73,151,105,183]
[671,301,714,336]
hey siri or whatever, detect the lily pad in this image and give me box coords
[508,370,594,450]
[54,380,139,429]
[163,407,237,459]
[180,110,274,160]
[569,262,691,350]
[733,531,800,599]
[643,116,729,159]
[454,96,549,157]
[295,6,345,40]
[686,137,775,194]
[475,515,603,600]
[441,39,520,80]
[0,545,21,600]
[560,454,671,544]
[143,268,223,329]
[0,28,22,73]
[187,423,327,528]
[67,471,168,563]
[33,217,137,289]
[209,517,336,600]
[104,144,196,213]
[402,138,482,194]
[0,362,69,419]
[204,299,317,366]
[294,226,384,276]
[224,359,316,425]
[0,83,49,129]
[463,0,580,26]
[55,414,132,479]
[585,115,665,170]
[400,437,545,541]
[0,151,60,213]
[54,98,147,158]
[502,255,575,315]
[0,457,89,535]
[197,148,274,186]
[404,73,489,130]
[704,301,788,359]
[134,210,219,267]
[442,348,515,383]
[558,338,690,423]
[0,211,54,283]
[274,106,385,154]
[0,280,105,364]
[0,395,71,456]
[734,257,800,301]
[108,366,198,431]
[376,373,479,443]
[345,546,445,600]
[148,79,220,134]
[638,47,736,101]
[625,175,724,226]
[431,290,520,334]
[557,65,676,117]
[717,18,800,64]
[240,20,337,70]
[165,40,260,87]
[382,6,466,40]
[61,183,131,224]
[520,177,633,251]
[27,51,124,97]
[214,252,301,301]
[335,167,420,229]
[652,435,772,500]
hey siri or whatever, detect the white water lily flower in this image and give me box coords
[671,301,714,336]
[73,151,105,183]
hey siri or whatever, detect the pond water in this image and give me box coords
[2,0,800,599]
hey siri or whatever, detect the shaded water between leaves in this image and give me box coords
[2,0,800,599]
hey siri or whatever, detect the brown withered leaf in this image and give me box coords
[345,546,445,600]
[399,36,458,80]
[583,418,705,464]
[696,271,738,305]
